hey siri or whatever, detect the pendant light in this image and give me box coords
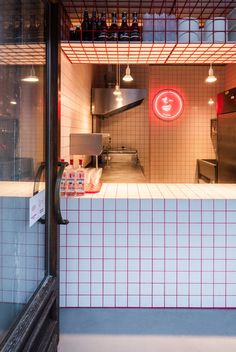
[208,98,214,105]
[122,64,133,82]
[21,65,39,83]
[113,65,121,96]
[205,64,217,83]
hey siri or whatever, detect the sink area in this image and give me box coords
[197,159,218,183]
[101,148,146,183]
[101,162,146,183]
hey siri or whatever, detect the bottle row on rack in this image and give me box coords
[60,159,102,197]
[69,10,234,43]
[69,10,141,42]
[0,14,43,43]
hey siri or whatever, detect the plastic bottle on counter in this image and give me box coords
[60,159,67,197]
[66,159,76,197]
[75,159,85,196]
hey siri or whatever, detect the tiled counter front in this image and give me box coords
[60,184,236,308]
[0,196,45,304]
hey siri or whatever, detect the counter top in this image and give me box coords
[0,182,45,197]
[1,182,236,199]
[73,183,236,199]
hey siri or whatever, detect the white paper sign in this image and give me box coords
[29,189,45,227]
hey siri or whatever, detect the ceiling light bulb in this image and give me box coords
[21,75,39,83]
[206,64,217,83]
[113,84,121,96]
[10,100,17,105]
[21,66,39,83]
[208,98,214,105]
[123,65,133,82]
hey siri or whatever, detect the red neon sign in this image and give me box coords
[153,89,184,121]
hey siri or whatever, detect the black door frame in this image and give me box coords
[0,1,61,351]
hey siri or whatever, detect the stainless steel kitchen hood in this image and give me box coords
[91,88,146,118]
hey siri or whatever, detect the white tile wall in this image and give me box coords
[0,197,45,304]
[59,185,236,308]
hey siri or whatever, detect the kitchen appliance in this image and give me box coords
[217,87,236,183]
[102,147,138,165]
[92,88,146,118]
[197,159,218,183]
[101,146,145,183]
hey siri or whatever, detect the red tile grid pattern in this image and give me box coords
[149,65,225,183]
[60,196,236,308]
[0,43,46,65]
[100,65,225,183]
[99,65,150,180]
[61,42,236,65]
[225,64,236,90]
[0,197,45,304]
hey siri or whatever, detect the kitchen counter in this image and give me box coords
[60,183,236,309]
[0,182,45,197]
[101,163,146,183]
[72,182,236,199]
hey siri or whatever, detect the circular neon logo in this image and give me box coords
[153,89,184,121]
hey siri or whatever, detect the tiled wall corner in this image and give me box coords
[60,52,94,166]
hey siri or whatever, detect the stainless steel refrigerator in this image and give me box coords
[217,87,236,183]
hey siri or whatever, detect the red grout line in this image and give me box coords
[65,197,68,307]
[89,198,92,307]
[200,200,202,308]
[102,198,105,307]
[225,200,227,308]
[164,199,166,308]
[151,198,154,308]
[188,199,190,308]
[77,198,80,306]
[176,199,178,308]
[213,200,215,308]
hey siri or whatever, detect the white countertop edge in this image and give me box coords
[63,183,236,200]
[2,182,236,200]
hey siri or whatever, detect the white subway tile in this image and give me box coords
[128,295,139,307]
[165,295,177,307]
[103,296,115,307]
[79,296,90,307]
[153,295,164,307]
[177,296,189,307]
[116,296,127,307]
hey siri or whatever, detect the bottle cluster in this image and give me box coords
[60,159,103,197]
[0,14,43,43]
[69,10,141,42]
[60,159,85,197]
